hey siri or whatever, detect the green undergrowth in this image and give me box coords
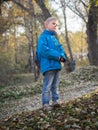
[0,66,98,105]
[0,81,69,104]
[0,90,98,130]
[0,82,42,104]
[61,65,98,84]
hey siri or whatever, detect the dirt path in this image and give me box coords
[0,82,98,121]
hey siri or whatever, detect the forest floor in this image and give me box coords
[0,65,98,129]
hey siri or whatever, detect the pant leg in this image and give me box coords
[42,71,55,105]
[51,70,60,102]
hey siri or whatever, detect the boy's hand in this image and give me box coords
[59,57,66,62]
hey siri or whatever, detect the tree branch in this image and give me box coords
[12,0,51,20]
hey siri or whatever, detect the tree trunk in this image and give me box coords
[87,2,98,66]
[60,0,75,72]
[35,0,51,19]
[12,0,51,20]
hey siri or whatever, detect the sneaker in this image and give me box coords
[52,100,62,107]
[43,104,52,111]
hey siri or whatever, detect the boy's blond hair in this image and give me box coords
[44,17,57,27]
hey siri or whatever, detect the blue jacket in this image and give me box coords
[37,30,66,75]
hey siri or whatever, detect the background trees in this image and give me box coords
[59,0,98,65]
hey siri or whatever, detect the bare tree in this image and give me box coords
[58,0,75,72]
[64,0,98,66]
[23,0,39,81]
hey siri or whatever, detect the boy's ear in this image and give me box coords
[45,22,48,28]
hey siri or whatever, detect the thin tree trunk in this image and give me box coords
[60,0,75,72]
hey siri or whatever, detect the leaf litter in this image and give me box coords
[0,90,98,130]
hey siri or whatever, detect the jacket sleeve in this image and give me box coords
[57,42,66,60]
[38,37,61,60]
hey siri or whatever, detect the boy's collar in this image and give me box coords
[44,29,56,35]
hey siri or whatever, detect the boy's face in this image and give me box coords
[45,20,58,31]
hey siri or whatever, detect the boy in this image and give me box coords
[37,16,66,111]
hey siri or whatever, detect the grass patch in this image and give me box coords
[0,80,72,105]
[59,80,74,88]
[0,82,43,105]
[0,85,7,90]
